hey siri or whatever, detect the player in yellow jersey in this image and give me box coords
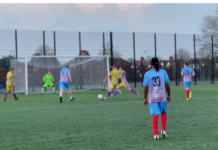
[103,66,125,100]
[4,68,19,101]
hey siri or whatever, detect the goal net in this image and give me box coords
[10,56,109,95]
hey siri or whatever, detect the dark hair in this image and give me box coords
[185,62,189,66]
[112,65,117,68]
[151,58,159,71]
[66,65,69,68]
[11,68,14,71]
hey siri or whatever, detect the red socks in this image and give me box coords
[153,114,167,135]
[186,89,190,98]
[153,115,159,135]
[161,113,167,131]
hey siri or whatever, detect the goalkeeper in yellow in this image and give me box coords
[41,71,56,94]
[4,68,19,101]
[103,66,124,100]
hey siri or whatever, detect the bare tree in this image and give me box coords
[144,55,163,62]
[177,48,191,62]
[128,58,134,63]
[198,6,218,59]
[99,42,122,59]
[34,45,54,56]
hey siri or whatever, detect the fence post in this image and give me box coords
[141,60,144,87]
[194,34,197,85]
[79,32,81,55]
[110,32,113,69]
[54,31,56,56]
[15,30,18,58]
[43,31,46,55]
[212,35,214,84]
[103,32,105,55]
[174,34,178,86]
[133,32,136,88]
[154,33,157,58]
[78,32,82,89]
[103,32,106,89]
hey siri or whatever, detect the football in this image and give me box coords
[98,94,103,99]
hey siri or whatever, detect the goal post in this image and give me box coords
[10,55,110,95]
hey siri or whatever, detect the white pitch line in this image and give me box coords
[0,101,142,112]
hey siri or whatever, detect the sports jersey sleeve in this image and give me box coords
[191,69,195,74]
[43,75,46,81]
[181,68,184,74]
[118,70,124,76]
[143,73,149,86]
[164,71,170,83]
[7,72,12,78]
[109,71,113,76]
[51,75,54,81]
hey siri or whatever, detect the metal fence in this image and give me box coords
[0,29,217,90]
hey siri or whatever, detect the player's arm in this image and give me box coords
[68,73,72,82]
[164,71,171,103]
[7,76,12,85]
[181,69,184,78]
[51,75,54,82]
[43,75,46,83]
[144,86,149,106]
[104,75,111,82]
[165,83,171,103]
[143,73,149,106]
[191,69,195,77]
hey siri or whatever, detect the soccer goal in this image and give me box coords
[10,56,110,95]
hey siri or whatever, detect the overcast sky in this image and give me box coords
[0,3,217,60]
[0,3,217,34]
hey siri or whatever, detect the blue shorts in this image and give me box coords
[150,102,167,115]
[184,81,191,89]
[60,81,70,90]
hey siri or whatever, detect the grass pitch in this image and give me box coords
[0,85,218,150]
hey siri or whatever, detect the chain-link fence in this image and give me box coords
[0,30,216,91]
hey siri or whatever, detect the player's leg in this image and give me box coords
[59,82,64,103]
[112,84,122,97]
[159,102,167,138]
[4,85,10,101]
[150,103,160,140]
[41,83,48,94]
[49,83,56,94]
[64,82,74,101]
[105,83,117,100]
[12,86,18,100]
[189,82,192,99]
[184,82,191,100]
[125,82,139,98]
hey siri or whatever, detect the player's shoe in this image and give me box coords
[40,93,42,94]
[111,95,115,98]
[104,97,108,100]
[161,130,167,138]
[4,97,6,101]
[117,90,122,94]
[154,135,159,140]
[70,97,75,102]
[186,98,189,101]
[53,92,56,94]
[137,92,140,98]
[15,98,19,100]
[60,97,62,103]
[189,92,192,99]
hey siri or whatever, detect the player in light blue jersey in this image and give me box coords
[143,58,171,140]
[112,67,139,98]
[59,65,75,103]
[181,62,195,101]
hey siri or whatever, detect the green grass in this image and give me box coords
[0,85,218,150]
